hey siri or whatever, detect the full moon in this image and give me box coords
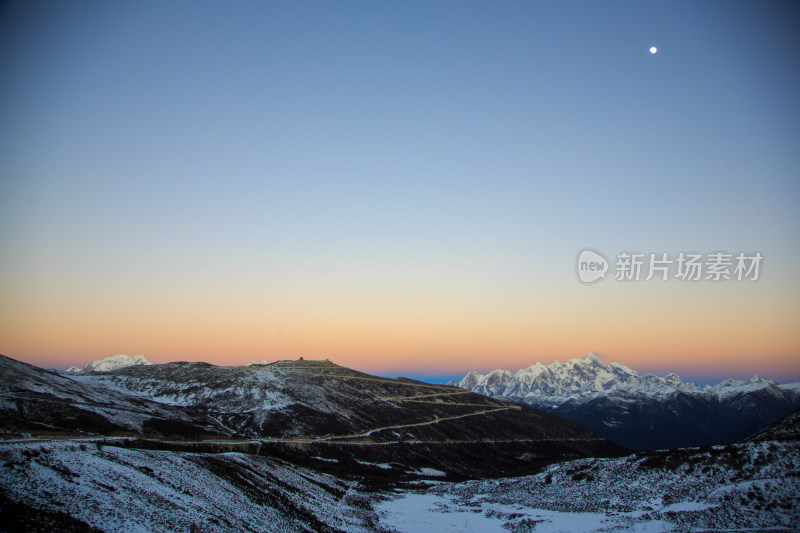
[649,46,658,54]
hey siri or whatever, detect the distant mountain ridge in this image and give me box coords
[453,353,800,450]
[452,352,798,402]
[66,353,151,373]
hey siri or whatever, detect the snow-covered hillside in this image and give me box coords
[0,441,376,532]
[2,352,799,532]
[65,354,151,373]
[378,438,800,532]
[2,411,798,532]
[0,354,622,479]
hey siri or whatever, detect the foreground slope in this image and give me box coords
[0,441,375,533]
[2,406,797,532]
[0,354,622,478]
[378,409,800,532]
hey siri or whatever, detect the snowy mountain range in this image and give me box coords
[454,352,799,402]
[1,352,798,531]
[453,353,800,450]
[65,353,151,373]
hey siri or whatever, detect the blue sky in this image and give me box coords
[1,1,798,379]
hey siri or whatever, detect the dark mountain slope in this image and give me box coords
[0,355,220,438]
[0,355,623,478]
[745,407,800,442]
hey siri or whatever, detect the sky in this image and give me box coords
[1,1,798,382]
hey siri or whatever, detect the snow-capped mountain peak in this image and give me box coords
[608,361,637,375]
[455,353,800,404]
[68,354,152,373]
[454,353,800,450]
[573,351,601,364]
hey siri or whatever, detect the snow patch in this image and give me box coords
[69,354,152,373]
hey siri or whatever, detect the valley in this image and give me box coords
[1,353,798,532]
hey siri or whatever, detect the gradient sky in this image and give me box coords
[1,1,798,381]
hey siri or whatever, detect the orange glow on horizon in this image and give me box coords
[2,261,798,379]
